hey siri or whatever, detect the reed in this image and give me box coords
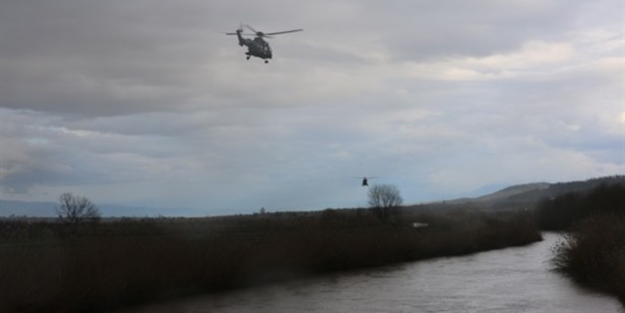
[546,183,625,306]
[0,209,540,313]
[551,213,625,306]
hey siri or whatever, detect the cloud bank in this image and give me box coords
[1,0,623,214]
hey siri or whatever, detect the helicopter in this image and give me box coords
[358,177,377,187]
[226,24,303,63]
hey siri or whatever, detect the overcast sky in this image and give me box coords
[1,0,623,216]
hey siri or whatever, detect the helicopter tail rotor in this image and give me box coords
[225,24,255,37]
[225,23,250,36]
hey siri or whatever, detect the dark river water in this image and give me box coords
[121,233,621,313]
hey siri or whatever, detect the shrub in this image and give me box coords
[552,213,625,299]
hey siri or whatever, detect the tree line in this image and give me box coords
[538,182,625,306]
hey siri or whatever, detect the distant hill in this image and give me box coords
[408,175,625,211]
[0,200,205,218]
[464,182,551,203]
[3,175,624,217]
[0,200,57,218]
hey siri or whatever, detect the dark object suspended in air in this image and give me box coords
[352,176,377,187]
[225,24,303,63]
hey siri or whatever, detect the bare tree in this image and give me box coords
[55,193,101,230]
[367,184,403,221]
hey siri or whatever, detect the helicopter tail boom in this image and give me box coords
[237,30,246,46]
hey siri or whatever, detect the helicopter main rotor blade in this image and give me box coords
[244,24,258,34]
[264,29,303,36]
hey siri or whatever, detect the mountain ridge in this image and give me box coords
[2,175,624,217]
[0,199,203,218]
[433,175,625,210]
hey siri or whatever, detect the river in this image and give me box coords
[120,233,622,313]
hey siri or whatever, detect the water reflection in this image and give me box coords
[120,233,621,313]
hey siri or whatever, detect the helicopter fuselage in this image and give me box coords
[227,25,301,63]
[235,30,272,61]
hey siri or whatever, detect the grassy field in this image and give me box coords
[0,208,541,313]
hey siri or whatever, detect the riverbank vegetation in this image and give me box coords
[539,183,625,306]
[0,208,540,313]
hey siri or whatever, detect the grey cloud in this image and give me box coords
[1,0,623,212]
[1,1,223,116]
[349,0,590,61]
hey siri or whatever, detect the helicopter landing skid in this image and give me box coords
[243,53,268,63]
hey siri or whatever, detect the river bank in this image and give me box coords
[119,232,622,313]
[540,183,625,306]
[0,209,540,313]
